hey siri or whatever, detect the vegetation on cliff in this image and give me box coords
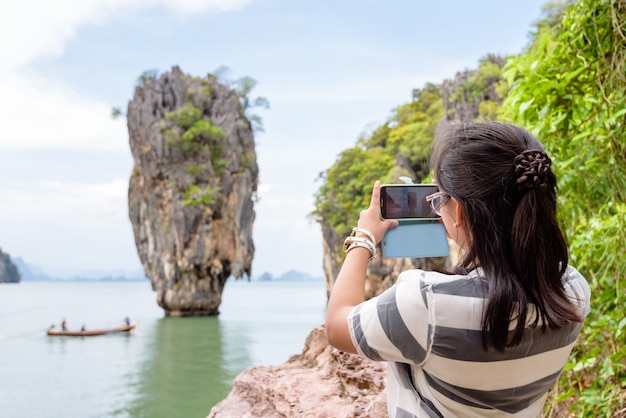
[312,83,443,239]
[503,0,626,414]
[313,0,625,415]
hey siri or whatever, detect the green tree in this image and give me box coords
[314,1,626,414]
[164,102,226,154]
[137,69,159,87]
[313,82,443,242]
[213,66,270,132]
[502,0,626,415]
[313,146,394,237]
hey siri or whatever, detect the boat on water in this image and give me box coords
[47,321,138,337]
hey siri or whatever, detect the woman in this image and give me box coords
[326,122,590,417]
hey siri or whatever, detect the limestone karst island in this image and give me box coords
[127,66,258,316]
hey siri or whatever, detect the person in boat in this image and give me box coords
[124,317,131,326]
[81,324,86,332]
[61,318,67,331]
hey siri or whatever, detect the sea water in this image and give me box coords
[0,279,327,418]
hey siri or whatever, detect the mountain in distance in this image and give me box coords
[12,257,321,283]
[12,258,50,281]
[253,269,324,282]
[12,257,147,282]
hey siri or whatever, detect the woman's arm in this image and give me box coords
[325,181,398,353]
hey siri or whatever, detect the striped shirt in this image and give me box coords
[347,266,591,417]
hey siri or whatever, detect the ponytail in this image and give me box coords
[431,122,582,351]
[508,150,580,346]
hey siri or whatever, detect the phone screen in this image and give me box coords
[380,184,439,220]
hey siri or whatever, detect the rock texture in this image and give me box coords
[441,54,505,122]
[0,248,20,283]
[208,325,387,418]
[127,66,258,315]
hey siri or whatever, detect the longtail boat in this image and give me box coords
[47,321,138,337]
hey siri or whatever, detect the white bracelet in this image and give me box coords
[343,236,376,261]
[351,227,376,246]
[346,241,376,261]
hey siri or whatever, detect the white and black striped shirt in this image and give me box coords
[348,266,591,417]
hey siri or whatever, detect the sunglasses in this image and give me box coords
[425,191,447,216]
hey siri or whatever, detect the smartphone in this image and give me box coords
[380,184,439,220]
[381,221,450,259]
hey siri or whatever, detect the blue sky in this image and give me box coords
[0,0,548,278]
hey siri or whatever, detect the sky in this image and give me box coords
[0,0,549,279]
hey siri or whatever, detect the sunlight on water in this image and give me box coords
[0,279,326,418]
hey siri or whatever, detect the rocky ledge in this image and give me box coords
[208,325,387,418]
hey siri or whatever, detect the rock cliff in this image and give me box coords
[127,66,258,315]
[441,54,505,122]
[320,57,503,298]
[0,248,20,283]
[208,326,387,418]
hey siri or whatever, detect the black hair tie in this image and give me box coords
[514,149,551,192]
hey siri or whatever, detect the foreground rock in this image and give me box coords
[127,66,258,315]
[208,325,387,418]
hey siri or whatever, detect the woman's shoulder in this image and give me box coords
[563,264,587,281]
[398,268,482,282]
[397,268,488,296]
[563,265,591,316]
[397,268,459,283]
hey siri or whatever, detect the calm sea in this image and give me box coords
[0,279,327,418]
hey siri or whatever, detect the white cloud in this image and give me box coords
[0,0,250,68]
[164,0,251,14]
[0,0,251,152]
[0,177,141,274]
[0,178,129,229]
[0,72,128,151]
[261,61,471,105]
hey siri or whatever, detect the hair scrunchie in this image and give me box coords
[514,149,551,192]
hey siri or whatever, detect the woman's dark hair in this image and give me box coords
[430,121,582,351]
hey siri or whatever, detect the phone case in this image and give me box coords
[381,221,450,259]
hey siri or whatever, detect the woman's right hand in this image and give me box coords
[356,181,398,244]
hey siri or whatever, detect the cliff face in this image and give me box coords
[441,55,505,122]
[127,66,258,315]
[320,59,503,298]
[0,248,20,283]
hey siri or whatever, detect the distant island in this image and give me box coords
[11,257,148,282]
[9,256,321,284]
[253,270,324,282]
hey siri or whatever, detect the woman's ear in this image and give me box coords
[446,197,470,262]
[452,197,464,228]
[445,197,464,228]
